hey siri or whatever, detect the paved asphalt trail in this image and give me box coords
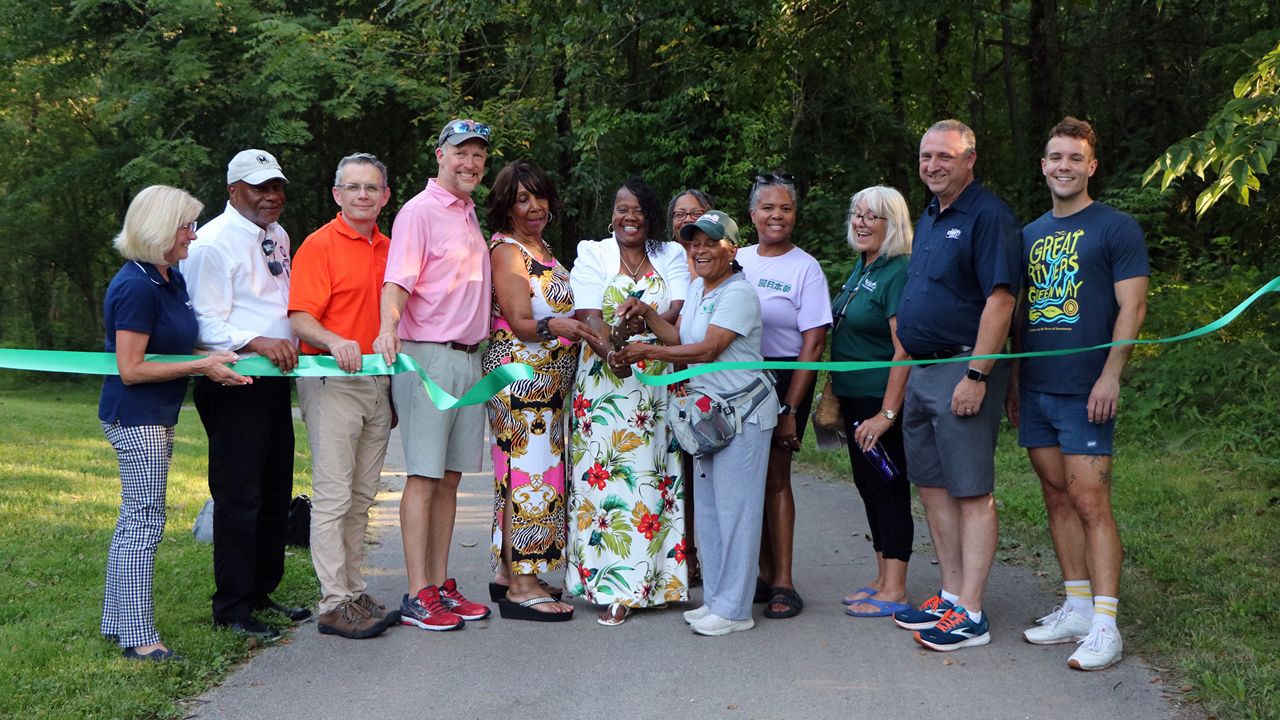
[189,427,1183,720]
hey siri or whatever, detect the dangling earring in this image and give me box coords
[607,223,615,235]
[547,211,556,225]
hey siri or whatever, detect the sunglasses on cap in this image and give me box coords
[754,171,796,186]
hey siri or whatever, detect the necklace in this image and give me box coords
[513,233,551,260]
[619,251,648,279]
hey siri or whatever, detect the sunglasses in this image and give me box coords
[261,237,286,277]
[442,120,492,142]
[754,171,796,187]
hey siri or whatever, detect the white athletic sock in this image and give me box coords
[1092,596,1118,630]
[1065,580,1094,618]
[967,609,983,623]
[940,589,960,604]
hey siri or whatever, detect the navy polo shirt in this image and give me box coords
[98,261,200,426]
[896,181,1021,355]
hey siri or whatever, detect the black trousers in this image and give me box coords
[193,376,294,623]
[838,395,913,562]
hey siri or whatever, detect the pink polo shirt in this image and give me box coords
[384,179,492,345]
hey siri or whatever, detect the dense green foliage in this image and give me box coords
[1,0,1278,348]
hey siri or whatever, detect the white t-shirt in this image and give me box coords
[736,245,833,357]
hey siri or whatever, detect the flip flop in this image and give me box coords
[497,595,574,622]
[842,587,879,605]
[489,580,563,603]
[597,602,631,627]
[845,598,912,618]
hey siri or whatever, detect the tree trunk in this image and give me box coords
[1028,0,1060,137]
[553,46,578,258]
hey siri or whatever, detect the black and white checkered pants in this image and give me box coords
[100,422,174,648]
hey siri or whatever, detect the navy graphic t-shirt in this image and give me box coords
[1018,202,1149,394]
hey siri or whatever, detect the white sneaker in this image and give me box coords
[1068,624,1123,671]
[690,612,754,636]
[683,605,712,624]
[1023,606,1091,645]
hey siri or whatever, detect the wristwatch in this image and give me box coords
[778,403,797,416]
[535,317,556,341]
[879,408,898,422]
[965,367,989,383]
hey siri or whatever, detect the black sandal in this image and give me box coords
[764,587,804,619]
[489,580,563,603]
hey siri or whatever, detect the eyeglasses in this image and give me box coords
[261,237,286,277]
[852,211,884,224]
[754,171,796,187]
[337,183,384,195]
[180,220,199,234]
[672,209,705,222]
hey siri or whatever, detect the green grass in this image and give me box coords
[0,379,318,719]
[801,420,1280,720]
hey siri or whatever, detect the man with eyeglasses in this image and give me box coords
[184,149,309,641]
[892,120,1021,652]
[374,118,494,631]
[288,152,397,639]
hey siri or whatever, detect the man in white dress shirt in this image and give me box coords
[183,149,310,640]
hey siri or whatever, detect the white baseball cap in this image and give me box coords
[227,149,288,185]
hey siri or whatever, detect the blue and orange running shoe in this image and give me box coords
[892,592,955,630]
[914,606,991,651]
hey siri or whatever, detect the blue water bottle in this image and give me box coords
[852,421,900,482]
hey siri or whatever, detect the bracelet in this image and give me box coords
[536,317,555,341]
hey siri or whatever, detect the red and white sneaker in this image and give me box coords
[399,586,464,631]
[439,578,492,620]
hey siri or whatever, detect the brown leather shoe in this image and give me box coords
[317,600,387,639]
[354,593,400,627]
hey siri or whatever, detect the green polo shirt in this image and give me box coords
[830,253,910,399]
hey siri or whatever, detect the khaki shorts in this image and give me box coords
[391,341,485,478]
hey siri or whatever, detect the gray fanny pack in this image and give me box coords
[668,376,774,457]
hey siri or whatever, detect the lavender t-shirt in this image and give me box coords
[737,245,833,357]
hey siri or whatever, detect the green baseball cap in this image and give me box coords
[679,209,741,246]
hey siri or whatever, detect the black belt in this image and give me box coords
[913,345,973,361]
[431,340,481,354]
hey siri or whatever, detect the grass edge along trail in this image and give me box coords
[0,380,318,720]
[800,419,1279,720]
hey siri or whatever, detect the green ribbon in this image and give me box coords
[0,350,533,410]
[631,274,1280,386]
[2,275,1277,399]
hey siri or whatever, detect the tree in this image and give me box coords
[1144,37,1280,218]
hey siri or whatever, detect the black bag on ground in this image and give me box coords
[286,494,312,547]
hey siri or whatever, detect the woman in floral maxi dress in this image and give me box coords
[566,177,691,626]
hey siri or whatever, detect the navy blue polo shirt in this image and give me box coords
[98,261,200,426]
[896,181,1022,355]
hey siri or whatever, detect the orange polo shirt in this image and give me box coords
[289,213,389,355]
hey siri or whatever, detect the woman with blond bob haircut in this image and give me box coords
[114,186,204,264]
[98,185,248,661]
[831,185,919,619]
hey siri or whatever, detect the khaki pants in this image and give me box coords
[298,375,393,613]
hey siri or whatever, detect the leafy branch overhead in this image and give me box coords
[1144,41,1280,218]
